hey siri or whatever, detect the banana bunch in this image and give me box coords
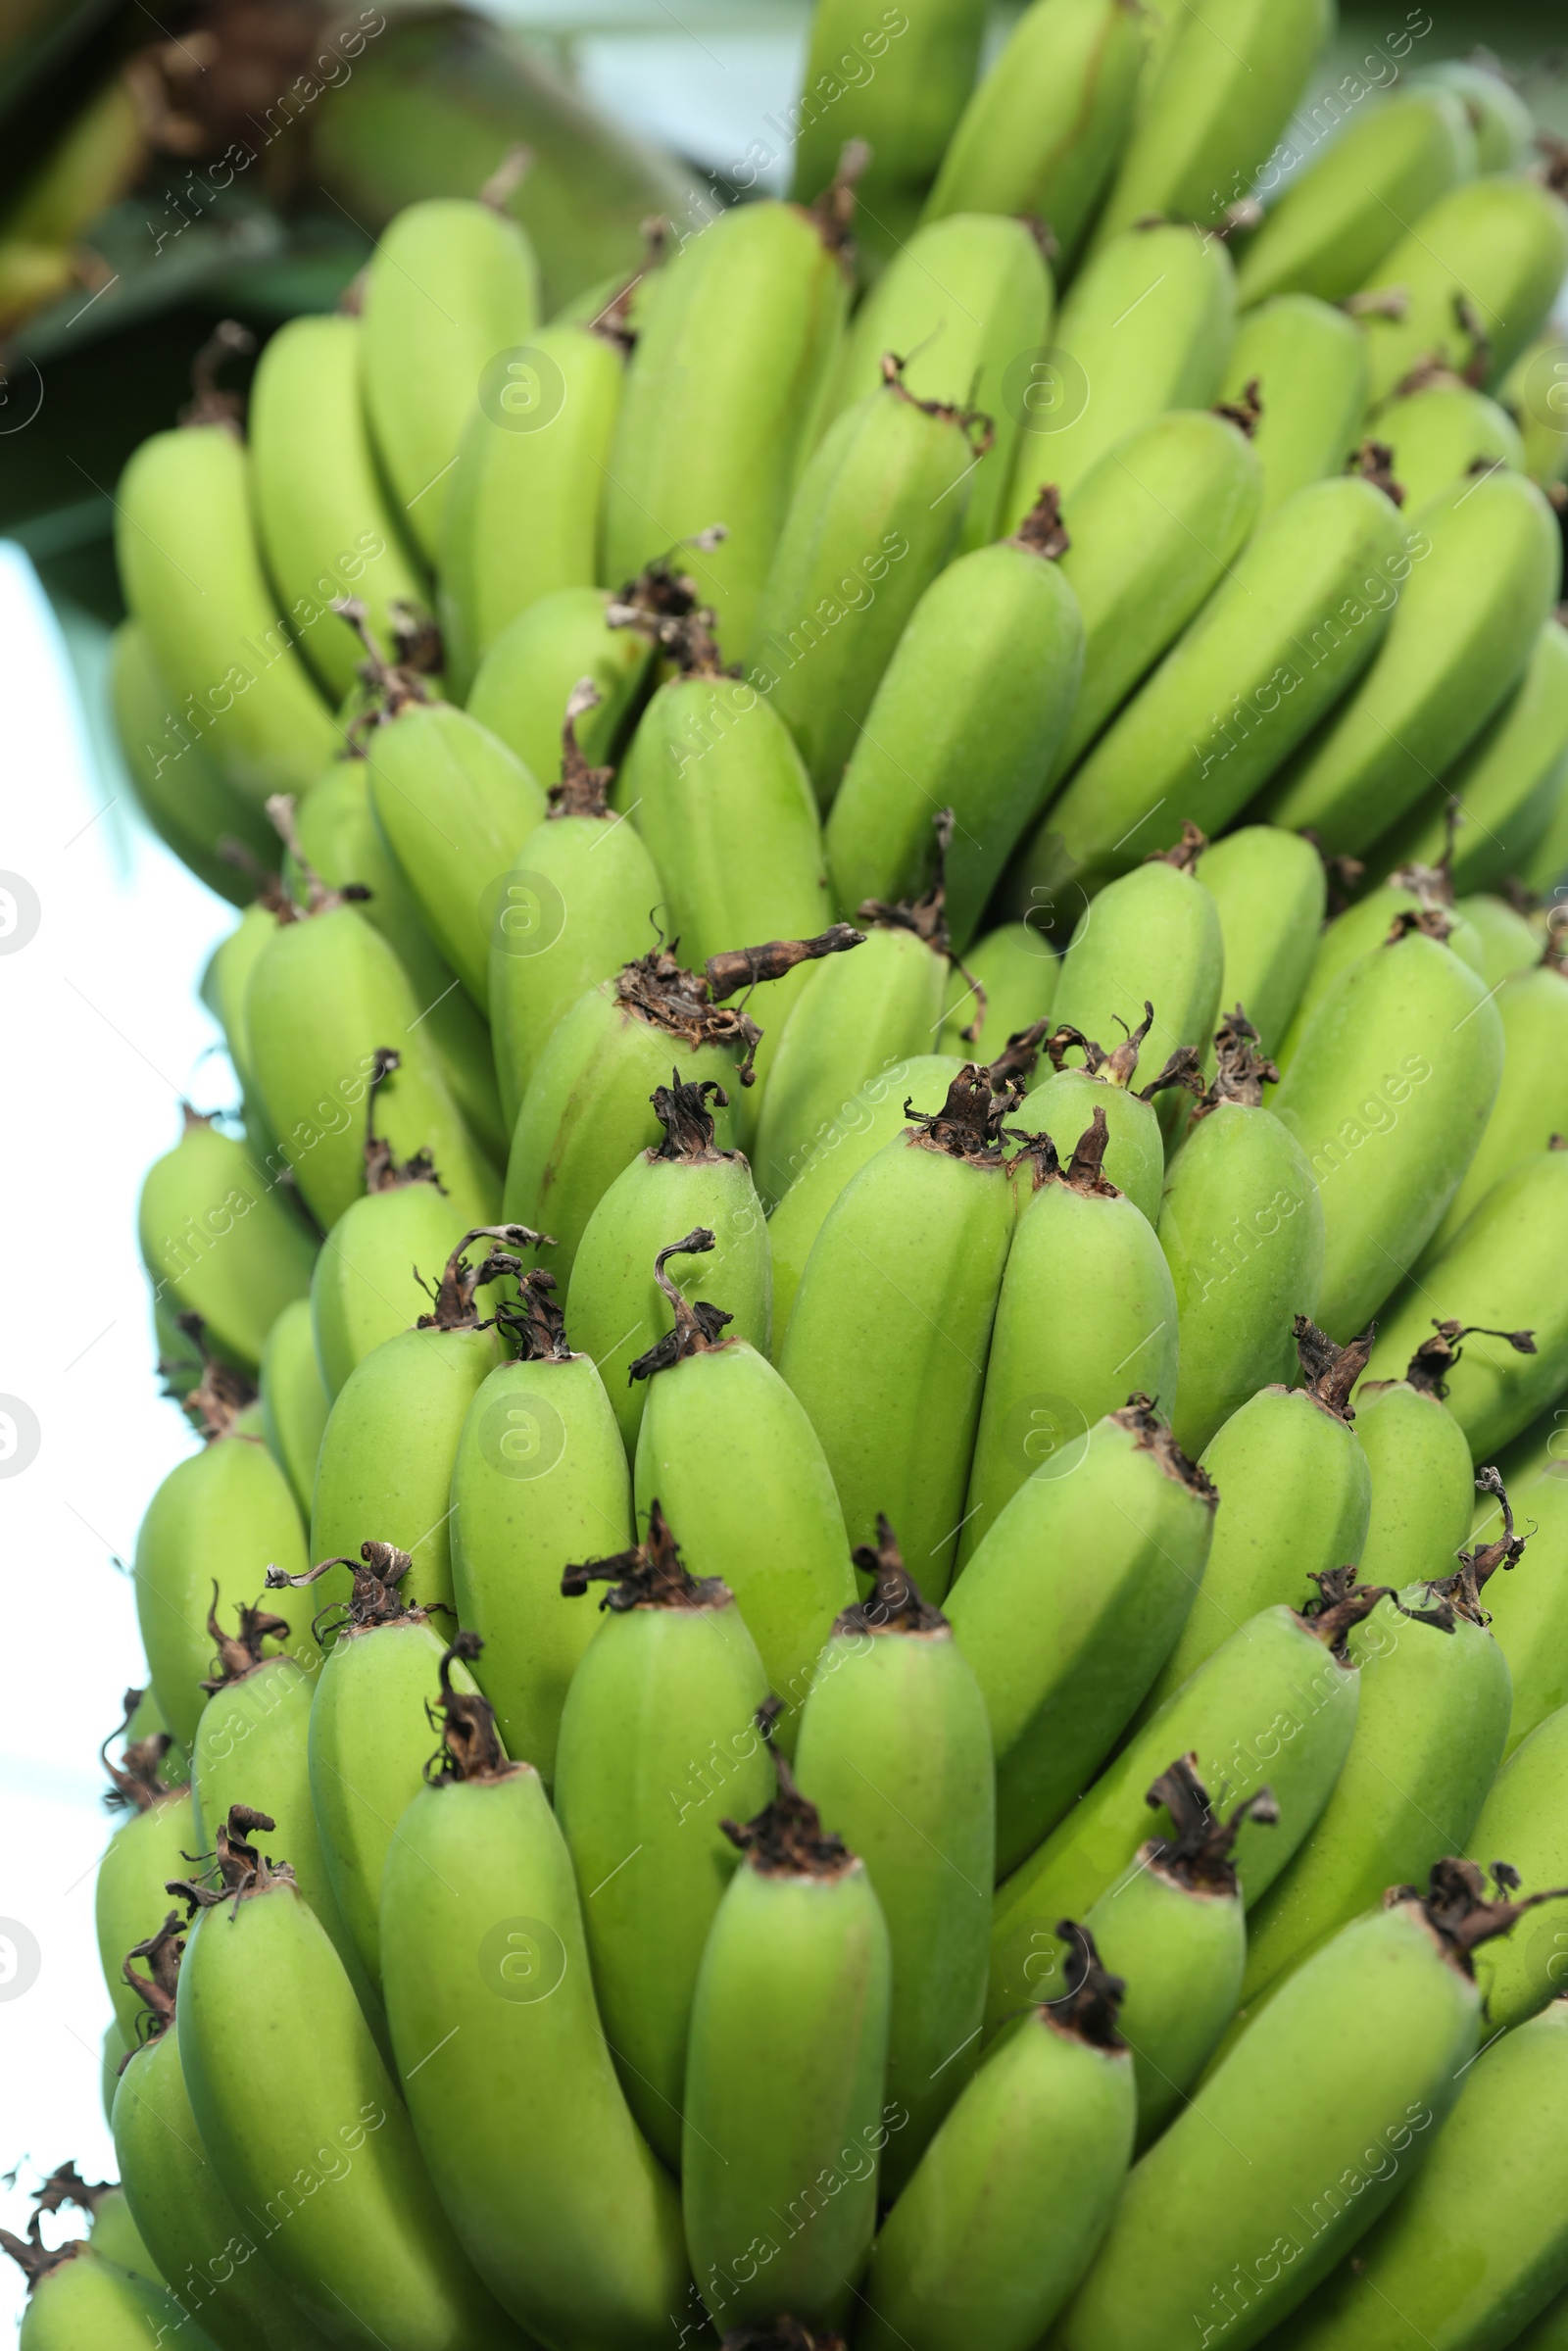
[26,10,1568,2350]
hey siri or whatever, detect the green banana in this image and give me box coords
[1270,855,1487,1077]
[553,1504,770,2168]
[1219,298,1370,514]
[923,0,1146,269]
[30,2174,159,2288]
[1465,1692,1568,2025]
[567,1073,770,1449]
[489,681,663,1131]
[1366,1149,1567,1457]
[110,620,278,903]
[1080,1760,1275,2149]
[132,1358,317,1750]
[1264,469,1562,855]
[138,1107,316,1379]
[986,1585,1384,2032]
[1271,913,1505,1340]
[466,584,656,786]
[1194,825,1327,1056]
[1235,87,1477,307]
[938,923,1058,1056]
[1158,1012,1326,1454]
[1528,771,1568,895]
[258,1295,330,1515]
[1021,1010,1190,1221]
[504,927,860,1285]
[1420,947,1568,1263]
[794,1521,995,2189]
[247,315,430,704]
[747,360,989,808]
[823,212,1053,550]
[1136,1316,1374,1720]
[1503,326,1568,489]
[202,903,287,1174]
[1355,173,1568,409]
[4,2235,214,2351]
[857,1923,1135,2351]
[1018,476,1408,898]
[94,1694,199,2049]
[114,1915,335,2351]
[1484,1470,1568,1758]
[790,0,988,271]
[604,194,851,649]
[1454,890,1544,988]
[176,1809,515,2350]
[114,423,336,803]
[1236,1560,1514,2020]
[681,1743,892,2336]
[1410,58,1536,171]
[999,222,1236,525]
[1353,1326,1483,1588]
[780,1066,1018,1594]
[825,497,1085,948]
[631,1229,858,1733]
[380,1641,690,2347]
[767,1049,964,1351]
[946,1398,1217,1877]
[313,1227,542,1617]
[1273,1995,1568,2351]
[449,1267,633,1783]
[963,1109,1179,1552]
[360,193,541,567]
[1375,378,1525,510]
[440,322,624,700]
[1054,1865,1551,2351]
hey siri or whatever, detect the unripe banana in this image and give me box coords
[947,1399,1216,1877]
[1236,88,1477,308]
[1271,856,1488,1076]
[631,1230,858,1735]
[489,682,663,1130]
[682,1747,892,2336]
[1054,1867,1547,2351]
[938,923,1057,1057]
[553,1505,770,2169]
[138,1107,315,1379]
[177,1809,515,2349]
[1219,298,1370,514]
[1483,1470,1568,1759]
[202,903,283,1168]
[37,2176,158,2288]
[794,1523,994,2189]
[1462,890,1545,984]
[987,1588,1383,2031]
[1503,326,1568,489]
[823,213,1052,549]
[4,2235,213,2351]
[381,1644,690,2346]
[247,315,429,704]
[114,1915,334,2351]
[1356,173,1568,408]
[244,850,499,1234]
[466,584,656,785]
[1018,476,1408,898]
[1237,1563,1514,2019]
[258,1295,329,1515]
[567,1073,770,1447]
[1021,1011,1189,1220]
[964,1110,1179,1554]
[439,323,624,700]
[449,1269,633,1782]
[109,620,277,901]
[1528,771,1568,895]
[1136,1315,1374,1718]
[1353,1328,1479,1588]
[1465,1693,1568,2026]
[766,1050,964,1352]
[1080,1761,1274,2149]
[1265,470,1562,854]
[132,1360,317,1749]
[923,0,1146,269]
[999,222,1236,526]
[780,1067,1017,1594]
[825,498,1084,947]
[1410,58,1536,171]
[504,927,861,1284]
[790,0,987,271]
[360,194,541,567]
[858,1923,1135,2351]
[1420,950,1568,1263]
[1272,915,1505,1339]
[114,424,335,803]
[313,1227,541,1615]
[1374,377,1525,510]
[1273,1995,1568,2351]
[604,196,851,648]
[1367,1149,1568,1459]
[747,360,990,808]
[94,1695,199,2049]
[1194,825,1327,1056]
